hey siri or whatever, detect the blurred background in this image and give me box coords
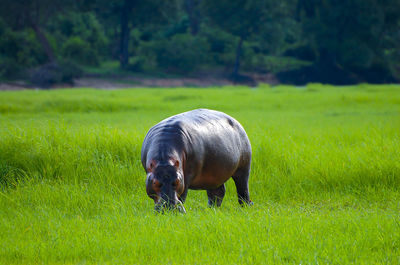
[0,0,399,88]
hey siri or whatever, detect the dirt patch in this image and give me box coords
[0,82,31,91]
[0,73,278,90]
[74,76,236,89]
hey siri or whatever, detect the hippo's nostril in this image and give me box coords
[153,179,162,188]
[172,179,179,188]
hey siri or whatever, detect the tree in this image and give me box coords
[184,0,201,35]
[296,0,400,82]
[0,0,75,63]
[95,0,179,69]
[201,0,283,78]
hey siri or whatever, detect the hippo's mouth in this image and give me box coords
[155,199,186,214]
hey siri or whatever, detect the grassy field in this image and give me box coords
[0,84,399,264]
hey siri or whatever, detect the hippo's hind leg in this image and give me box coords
[232,166,253,205]
[207,184,226,207]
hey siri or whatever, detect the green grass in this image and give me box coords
[1,84,400,264]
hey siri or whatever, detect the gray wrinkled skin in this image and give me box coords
[141,109,252,213]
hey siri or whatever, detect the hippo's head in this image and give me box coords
[145,160,185,213]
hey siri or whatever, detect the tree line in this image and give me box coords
[0,0,399,86]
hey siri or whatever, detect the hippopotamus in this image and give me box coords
[141,108,252,212]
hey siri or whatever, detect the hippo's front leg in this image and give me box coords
[207,184,226,207]
[178,187,188,203]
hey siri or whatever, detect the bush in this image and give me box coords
[201,27,236,65]
[277,64,359,85]
[353,62,396,84]
[0,23,47,79]
[49,12,107,65]
[58,60,83,82]
[338,40,374,70]
[125,56,146,72]
[140,34,210,73]
[284,45,316,61]
[0,57,23,79]
[61,37,100,66]
[29,61,82,88]
[243,55,312,74]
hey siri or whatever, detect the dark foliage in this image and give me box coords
[0,0,399,84]
[284,46,316,61]
[29,61,82,88]
[140,34,210,73]
[277,63,396,85]
[277,64,358,85]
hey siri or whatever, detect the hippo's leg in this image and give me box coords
[179,188,188,203]
[232,166,252,205]
[207,184,226,207]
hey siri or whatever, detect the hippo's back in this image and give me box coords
[142,109,251,189]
